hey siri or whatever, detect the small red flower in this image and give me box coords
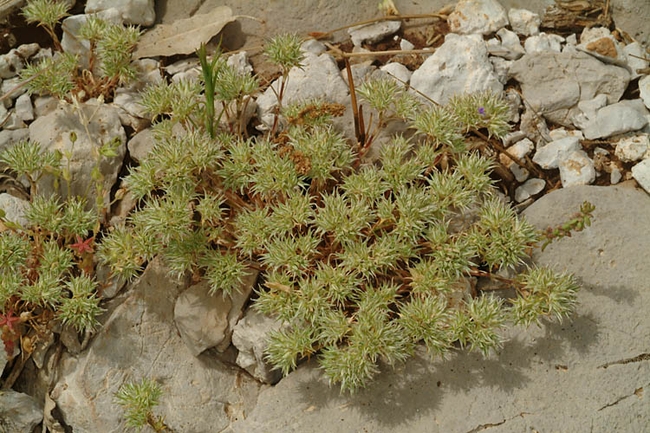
[69,235,94,255]
[0,309,21,333]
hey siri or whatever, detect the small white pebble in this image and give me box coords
[400,38,415,51]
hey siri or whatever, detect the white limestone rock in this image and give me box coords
[0,104,7,125]
[448,0,509,35]
[0,128,29,153]
[489,56,513,85]
[524,32,564,53]
[577,27,626,67]
[502,130,526,146]
[30,46,52,64]
[343,62,375,87]
[174,270,255,356]
[519,108,552,144]
[532,136,581,169]
[631,158,650,193]
[548,127,583,141]
[624,42,649,80]
[175,280,232,356]
[0,44,38,79]
[504,88,521,123]
[16,42,39,57]
[380,62,412,84]
[113,90,150,129]
[256,51,349,130]
[1,76,27,103]
[640,75,650,110]
[581,99,649,140]
[33,96,58,118]
[231,310,285,385]
[165,58,199,75]
[487,28,525,60]
[107,182,137,229]
[61,9,123,70]
[227,51,254,76]
[559,150,595,187]
[509,164,529,183]
[509,51,630,128]
[94,262,127,299]
[400,37,415,51]
[348,20,401,47]
[50,257,261,432]
[5,95,29,129]
[130,58,162,87]
[2,111,26,130]
[29,99,126,210]
[497,28,525,57]
[14,93,33,123]
[127,127,154,163]
[0,193,29,226]
[410,34,503,105]
[501,137,534,182]
[563,34,578,53]
[508,8,540,36]
[572,94,608,128]
[503,137,534,161]
[300,39,327,55]
[85,0,155,26]
[110,59,161,129]
[0,391,42,433]
[614,134,649,163]
[0,48,24,79]
[514,178,545,202]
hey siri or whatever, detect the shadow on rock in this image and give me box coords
[584,281,639,306]
[294,353,443,428]
[292,310,600,429]
[507,310,601,367]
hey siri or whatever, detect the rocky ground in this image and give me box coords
[0,0,649,432]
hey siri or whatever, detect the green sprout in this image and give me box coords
[114,378,171,432]
[21,0,71,51]
[20,3,141,100]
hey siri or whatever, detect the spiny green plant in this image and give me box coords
[21,0,70,51]
[263,32,304,135]
[0,84,121,371]
[19,0,141,100]
[96,33,590,394]
[0,188,104,358]
[114,378,172,432]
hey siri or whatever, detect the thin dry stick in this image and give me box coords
[344,58,364,148]
[0,68,47,103]
[311,13,449,40]
[337,48,438,58]
[324,39,436,60]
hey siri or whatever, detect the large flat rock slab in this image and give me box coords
[228,184,650,433]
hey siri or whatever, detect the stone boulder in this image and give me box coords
[410,33,503,105]
[50,257,261,432]
[29,99,126,212]
[509,51,630,127]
